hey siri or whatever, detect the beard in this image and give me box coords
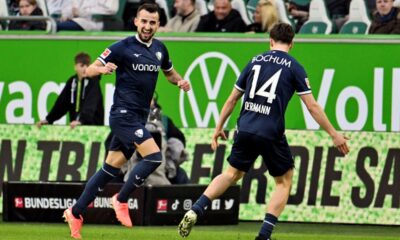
[138,29,155,42]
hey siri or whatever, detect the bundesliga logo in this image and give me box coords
[157,199,168,213]
[14,197,24,208]
[101,48,111,59]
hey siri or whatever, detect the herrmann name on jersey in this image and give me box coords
[244,101,271,115]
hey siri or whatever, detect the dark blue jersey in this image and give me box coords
[235,50,311,140]
[98,35,173,120]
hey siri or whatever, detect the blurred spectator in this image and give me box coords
[150,97,186,147]
[366,0,400,14]
[123,0,168,31]
[150,97,189,184]
[8,0,46,30]
[196,0,246,32]
[57,0,118,31]
[366,0,400,12]
[325,0,351,32]
[46,0,63,16]
[159,0,201,32]
[287,0,310,32]
[122,96,189,185]
[37,52,104,129]
[7,0,20,15]
[246,0,279,33]
[366,0,377,13]
[369,0,400,34]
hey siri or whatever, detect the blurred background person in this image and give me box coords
[325,0,351,32]
[46,0,63,17]
[122,96,189,185]
[57,0,118,31]
[123,0,168,31]
[366,0,378,13]
[287,0,309,33]
[369,0,400,34]
[246,0,279,33]
[37,52,104,129]
[8,0,46,30]
[150,96,189,184]
[159,0,201,32]
[196,0,246,32]
[7,0,20,15]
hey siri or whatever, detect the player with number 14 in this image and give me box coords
[178,23,349,240]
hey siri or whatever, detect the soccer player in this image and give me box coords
[62,3,191,239]
[178,23,349,240]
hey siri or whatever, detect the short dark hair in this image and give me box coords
[18,0,37,6]
[74,52,91,66]
[137,3,159,16]
[269,23,295,44]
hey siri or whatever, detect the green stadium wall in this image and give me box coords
[0,125,399,225]
[0,34,399,131]
[0,34,399,224]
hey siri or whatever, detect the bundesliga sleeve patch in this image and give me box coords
[100,48,111,59]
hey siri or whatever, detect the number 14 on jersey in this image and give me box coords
[249,65,282,104]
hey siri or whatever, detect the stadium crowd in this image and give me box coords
[2,0,400,34]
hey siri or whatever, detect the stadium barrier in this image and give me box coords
[3,182,145,225]
[0,34,399,131]
[0,16,57,33]
[3,182,240,225]
[1,32,399,225]
[0,124,399,225]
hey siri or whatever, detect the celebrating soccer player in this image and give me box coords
[62,3,190,239]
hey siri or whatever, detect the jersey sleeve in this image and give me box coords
[97,41,121,66]
[161,43,173,72]
[293,64,312,95]
[161,46,174,72]
[234,63,252,92]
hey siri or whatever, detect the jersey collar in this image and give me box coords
[135,34,153,48]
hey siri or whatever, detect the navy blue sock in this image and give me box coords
[258,213,278,239]
[191,194,211,217]
[118,152,162,203]
[72,163,120,218]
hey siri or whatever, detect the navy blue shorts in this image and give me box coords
[109,113,153,160]
[227,131,294,177]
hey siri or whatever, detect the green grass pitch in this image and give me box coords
[1,219,399,240]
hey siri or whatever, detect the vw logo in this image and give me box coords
[180,52,241,127]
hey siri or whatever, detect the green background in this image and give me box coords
[0,34,399,130]
[1,124,399,225]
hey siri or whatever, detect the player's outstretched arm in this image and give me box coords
[163,69,191,92]
[86,60,117,77]
[211,88,243,151]
[300,94,349,155]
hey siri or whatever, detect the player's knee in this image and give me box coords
[143,152,162,168]
[280,179,292,191]
[284,169,294,184]
[105,152,127,168]
[225,171,244,184]
[276,169,293,189]
[106,159,122,168]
